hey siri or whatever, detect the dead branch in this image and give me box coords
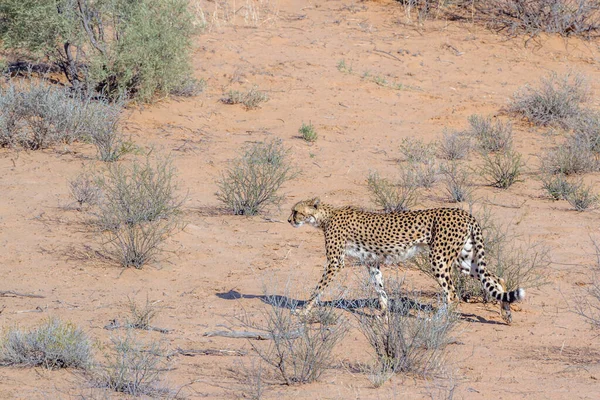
[0,290,45,298]
[203,329,304,340]
[174,347,247,357]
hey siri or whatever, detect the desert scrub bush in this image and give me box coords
[480,149,524,189]
[238,290,348,385]
[356,279,458,382]
[441,162,473,202]
[540,138,598,175]
[298,122,318,142]
[540,173,575,200]
[93,330,173,396]
[0,0,196,102]
[222,87,269,109]
[367,170,419,212]
[0,78,127,157]
[95,155,184,268]
[69,171,103,210]
[467,114,513,153]
[216,139,297,215]
[565,181,599,211]
[472,0,600,38]
[399,138,436,163]
[508,72,589,128]
[0,318,92,369]
[438,129,471,160]
[568,110,600,154]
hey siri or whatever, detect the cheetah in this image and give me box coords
[288,198,525,324]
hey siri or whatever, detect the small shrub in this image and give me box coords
[216,139,297,215]
[467,114,513,153]
[96,155,184,268]
[540,139,598,175]
[239,290,348,385]
[540,174,575,200]
[69,171,103,209]
[222,87,268,109]
[481,149,524,189]
[0,318,92,370]
[566,181,599,211]
[367,170,419,212]
[126,296,160,330]
[408,160,438,189]
[298,122,318,142]
[508,72,589,127]
[399,137,436,163]
[85,98,132,162]
[438,129,471,160]
[169,78,206,97]
[441,162,473,203]
[93,330,173,396]
[356,279,458,380]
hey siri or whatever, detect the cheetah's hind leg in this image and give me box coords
[499,278,513,324]
[368,265,389,317]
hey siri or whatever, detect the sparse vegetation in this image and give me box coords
[95,155,184,268]
[565,181,599,211]
[299,122,318,142]
[399,138,436,163]
[540,174,575,200]
[574,241,600,329]
[0,79,125,155]
[472,1,600,39]
[408,160,438,189]
[0,0,196,101]
[367,170,419,212]
[222,87,269,109]
[69,171,103,209]
[441,162,473,202]
[93,330,173,396]
[0,318,92,370]
[540,139,598,175]
[467,114,513,153]
[355,278,458,383]
[217,139,297,215]
[438,129,471,160]
[126,296,161,330]
[239,289,348,385]
[480,149,524,189]
[508,72,589,128]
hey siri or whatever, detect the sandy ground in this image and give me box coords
[1,0,600,398]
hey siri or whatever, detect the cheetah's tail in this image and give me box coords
[500,288,525,303]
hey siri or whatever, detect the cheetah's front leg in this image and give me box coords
[298,256,344,316]
[368,265,388,314]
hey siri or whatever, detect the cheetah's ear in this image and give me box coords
[309,197,321,208]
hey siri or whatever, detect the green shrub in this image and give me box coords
[438,129,471,160]
[0,0,196,102]
[299,122,318,142]
[540,174,575,200]
[0,318,92,369]
[566,181,599,211]
[481,149,524,189]
[217,139,297,215]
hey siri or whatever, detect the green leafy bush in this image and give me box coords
[0,0,196,102]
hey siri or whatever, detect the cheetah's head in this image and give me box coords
[288,197,322,228]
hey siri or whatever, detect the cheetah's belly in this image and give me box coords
[345,242,427,264]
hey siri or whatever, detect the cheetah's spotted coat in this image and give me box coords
[288,198,525,323]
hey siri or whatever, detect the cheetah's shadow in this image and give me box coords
[216,289,504,324]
